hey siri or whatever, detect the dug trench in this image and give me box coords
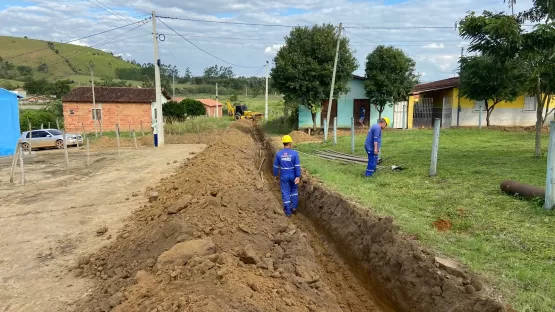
[69,120,508,312]
[256,125,511,312]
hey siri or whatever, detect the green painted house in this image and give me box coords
[298,75,402,129]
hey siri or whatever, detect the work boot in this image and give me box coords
[292,209,298,214]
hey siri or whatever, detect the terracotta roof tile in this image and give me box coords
[196,99,223,107]
[62,87,171,103]
[411,77,460,94]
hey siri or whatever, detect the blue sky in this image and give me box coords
[0,0,535,81]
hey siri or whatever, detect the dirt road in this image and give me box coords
[0,144,205,312]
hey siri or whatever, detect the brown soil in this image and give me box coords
[432,219,453,232]
[69,120,508,312]
[71,121,386,312]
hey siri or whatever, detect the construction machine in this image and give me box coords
[226,100,264,121]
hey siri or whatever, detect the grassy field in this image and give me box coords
[295,129,555,312]
[0,36,137,80]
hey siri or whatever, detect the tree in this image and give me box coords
[47,79,72,98]
[271,24,358,129]
[364,45,419,119]
[162,100,186,121]
[459,5,555,156]
[459,55,527,126]
[182,99,206,117]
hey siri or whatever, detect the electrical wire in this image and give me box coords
[156,17,263,69]
[4,19,149,60]
[158,16,299,28]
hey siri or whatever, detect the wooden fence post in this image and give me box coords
[133,130,138,149]
[63,129,69,170]
[333,117,337,145]
[350,117,355,154]
[86,138,90,167]
[116,123,121,155]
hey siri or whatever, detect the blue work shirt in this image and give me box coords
[364,124,382,152]
[360,107,365,118]
[273,148,301,178]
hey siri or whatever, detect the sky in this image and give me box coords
[0,0,535,82]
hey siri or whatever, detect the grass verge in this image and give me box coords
[295,128,555,312]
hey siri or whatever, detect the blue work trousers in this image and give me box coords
[280,174,298,216]
[154,134,158,147]
[365,150,378,177]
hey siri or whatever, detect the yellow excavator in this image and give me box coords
[226,100,264,121]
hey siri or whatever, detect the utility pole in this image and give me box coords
[152,11,164,146]
[90,62,98,137]
[457,47,463,128]
[215,83,219,118]
[172,72,175,98]
[325,23,342,142]
[265,61,269,120]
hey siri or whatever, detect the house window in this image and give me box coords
[524,96,537,111]
[91,108,102,120]
[474,100,487,112]
[69,109,75,115]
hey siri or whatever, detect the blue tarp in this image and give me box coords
[0,88,22,156]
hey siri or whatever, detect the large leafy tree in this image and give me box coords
[271,24,358,129]
[364,45,419,119]
[459,55,527,127]
[459,4,555,156]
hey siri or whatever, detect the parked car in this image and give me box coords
[19,129,83,151]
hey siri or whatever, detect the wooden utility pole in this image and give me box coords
[457,47,463,127]
[216,83,219,118]
[325,22,342,142]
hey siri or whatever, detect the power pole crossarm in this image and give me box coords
[326,23,342,141]
[152,11,164,146]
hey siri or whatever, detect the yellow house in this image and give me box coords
[408,77,545,128]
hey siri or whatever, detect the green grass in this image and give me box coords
[0,36,138,80]
[164,117,232,134]
[295,129,555,312]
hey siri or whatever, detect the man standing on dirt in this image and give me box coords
[151,121,158,147]
[273,135,301,217]
[359,106,366,127]
[364,117,389,177]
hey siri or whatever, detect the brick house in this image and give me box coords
[62,87,171,133]
[196,99,223,117]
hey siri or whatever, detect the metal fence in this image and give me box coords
[413,98,433,128]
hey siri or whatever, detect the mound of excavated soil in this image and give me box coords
[70,121,382,312]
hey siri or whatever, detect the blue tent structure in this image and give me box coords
[0,88,23,157]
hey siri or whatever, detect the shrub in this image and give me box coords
[19,109,61,132]
[163,100,186,121]
[182,99,206,117]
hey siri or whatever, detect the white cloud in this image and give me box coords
[0,0,533,81]
[264,44,284,55]
[422,43,445,49]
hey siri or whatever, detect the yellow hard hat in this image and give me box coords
[282,135,293,144]
[382,117,391,127]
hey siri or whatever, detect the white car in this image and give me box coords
[19,129,83,151]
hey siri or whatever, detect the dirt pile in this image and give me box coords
[264,129,509,312]
[71,121,381,312]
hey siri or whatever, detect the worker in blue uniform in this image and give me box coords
[364,117,390,177]
[273,135,301,217]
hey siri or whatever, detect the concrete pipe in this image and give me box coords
[500,180,545,199]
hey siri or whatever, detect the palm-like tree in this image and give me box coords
[504,0,516,16]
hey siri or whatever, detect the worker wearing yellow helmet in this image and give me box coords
[273,135,301,216]
[364,117,389,177]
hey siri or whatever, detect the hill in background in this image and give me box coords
[0,36,138,84]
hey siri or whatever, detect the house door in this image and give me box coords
[442,96,453,128]
[393,101,407,128]
[321,99,338,127]
[353,99,370,127]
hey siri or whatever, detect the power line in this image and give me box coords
[158,16,299,28]
[4,19,149,60]
[156,17,263,69]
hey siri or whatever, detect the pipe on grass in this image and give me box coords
[500,180,545,199]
